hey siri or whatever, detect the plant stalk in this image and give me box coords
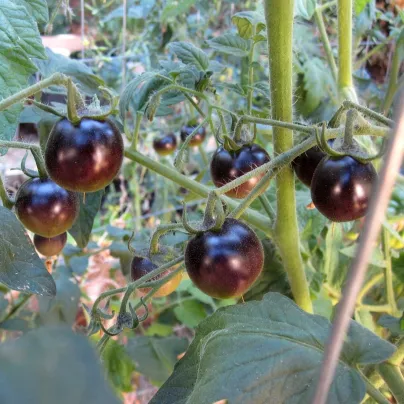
[264,0,313,313]
[0,175,14,209]
[377,363,404,404]
[338,0,357,102]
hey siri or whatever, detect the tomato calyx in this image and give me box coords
[316,110,386,164]
[181,191,226,235]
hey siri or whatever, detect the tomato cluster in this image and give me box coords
[14,118,124,258]
[292,144,377,222]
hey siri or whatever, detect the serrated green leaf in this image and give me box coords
[14,0,49,23]
[206,34,250,57]
[378,314,404,336]
[68,255,89,276]
[168,42,210,71]
[126,336,188,386]
[0,207,56,296]
[0,326,120,404]
[35,48,104,95]
[231,11,266,39]
[151,293,396,404]
[161,0,197,23]
[294,0,317,20]
[119,72,159,118]
[68,191,103,249]
[355,0,372,14]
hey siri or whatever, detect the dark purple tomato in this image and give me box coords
[33,232,67,256]
[153,133,177,156]
[184,218,264,298]
[45,118,124,193]
[131,257,182,297]
[210,144,270,199]
[292,146,326,187]
[180,124,206,146]
[15,178,79,237]
[311,156,377,222]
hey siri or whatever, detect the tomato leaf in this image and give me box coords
[168,42,210,71]
[206,34,250,57]
[378,314,404,336]
[126,336,188,386]
[38,266,80,325]
[294,0,317,20]
[0,0,46,154]
[232,11,266,39]
[34,48,104,95]
[0,326,120,404]
[173,300,207,327]
[151,293,396,404]
[14,0,49,23]
[0,207,56,296]
[69,191,103,249]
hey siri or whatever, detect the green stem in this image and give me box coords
[66,79,81,124]
[388,337,404,367]
[184,93,205,118]
[264,0,313,313]
[150,223,186,255]
[377,363,404,404]
[382,228,399,315]
[247,30,257,115]
[124,149,273,235]
[198,145,209,165]
[361,372,391,404]
[0,175,14,209]
[343,100,394,127]
[258,195,275,221]
[314,8,338,83]
[338,0,357,102]
[130,111,143,151]
[30,147,48,178]
[0,73,68,112]
[357,272,384,303]
[382,38,403,115]
[318,0,337,12]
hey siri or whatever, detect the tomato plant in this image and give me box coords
[0,1,403,404]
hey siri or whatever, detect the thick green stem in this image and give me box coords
[377,363,404,404]
[382,229,399,315]
[314,8,338,83]
[338,0,357,102]
[124,149,273,235]
[264,0,313,313]
[0,175,13,209]
[0,73,68,112]
[361,372,391,404]
[130,111,143,151]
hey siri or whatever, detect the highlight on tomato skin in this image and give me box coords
[45,118,124,193]
[184,218,264,299]
[15,178,79,238]
[310,155,377,222]
[33,232,67,257]
[153,133,178,156]
[210,144,270,199]
[130,256,183,297]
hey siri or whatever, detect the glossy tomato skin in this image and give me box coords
[33,232,67,256]
[185,218,264,298]
[180,124,206,146]
[153,133,177,156]
[45,118,124,193]
[130,257,182,297]
[15,178,79,237]
[210,144,270,198]
[311,156,377,222]
[292,146,326,187]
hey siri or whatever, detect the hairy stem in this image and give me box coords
[338,0,357,102]
[0,175,14,209]
[124,149,273,235]
[264,0,313,312]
